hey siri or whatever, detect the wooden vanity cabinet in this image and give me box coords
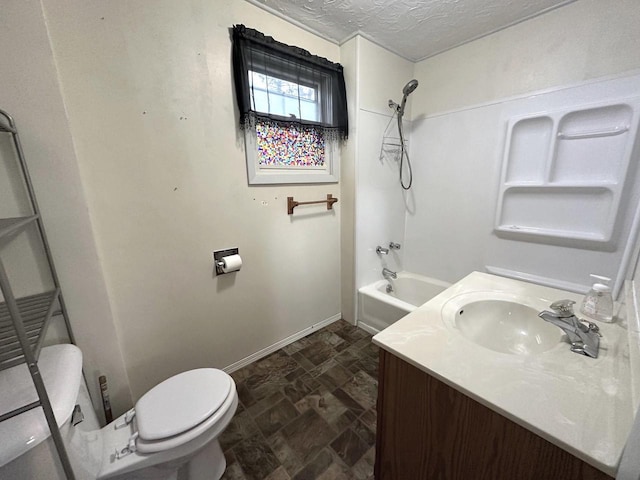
[374,349,613,480]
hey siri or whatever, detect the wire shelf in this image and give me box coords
[0,289,59,371]
[0,107,76,478]
[0,123,16,134]
[0,216,39,239]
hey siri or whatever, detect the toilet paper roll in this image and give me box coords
[221,254,242,273]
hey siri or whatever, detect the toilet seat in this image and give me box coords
[136,369,232,441]
[120,369,235,455]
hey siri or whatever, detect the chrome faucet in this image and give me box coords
[538,299,601,359]
[389,242,401,250]
[376,246,390,255]
[382,268,397,280]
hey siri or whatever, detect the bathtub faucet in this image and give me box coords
[389,242,401,250]
[382,268,397,280]
[376,246,390,255]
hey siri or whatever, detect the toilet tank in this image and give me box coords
[0,344,83,468]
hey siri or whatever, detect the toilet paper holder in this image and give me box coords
[213,248,240,275]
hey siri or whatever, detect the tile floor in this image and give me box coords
[220,320,379,480]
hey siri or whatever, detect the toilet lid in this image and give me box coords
[135,368,232,441]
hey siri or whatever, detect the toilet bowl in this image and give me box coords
[0,345,238,480]
[99,367,238,480]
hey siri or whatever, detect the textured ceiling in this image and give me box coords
[246,0,575,62]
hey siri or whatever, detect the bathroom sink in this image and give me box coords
[442,292,563,355]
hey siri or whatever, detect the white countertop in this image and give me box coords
[372,271,634,476]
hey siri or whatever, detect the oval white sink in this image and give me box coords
[442,293,563,355]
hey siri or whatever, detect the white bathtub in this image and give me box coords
[358,272,451,333]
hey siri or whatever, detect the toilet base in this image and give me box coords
[188,439,226,480]
[104,439,226,480]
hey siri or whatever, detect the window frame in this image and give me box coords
[243,52,340,185]
[244,123,339,184]
[248,70,323,123]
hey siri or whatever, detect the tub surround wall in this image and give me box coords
[350,37,414,303]
[405,73,640,292]
[405,0,640,293]
[355,109,409,289]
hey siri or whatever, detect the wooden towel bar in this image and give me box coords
[287,194,338,215]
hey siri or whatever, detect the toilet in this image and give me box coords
[0,344,238,480]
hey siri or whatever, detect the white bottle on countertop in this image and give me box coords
[580,274,614,323]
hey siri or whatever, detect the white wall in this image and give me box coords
[339,38,358,324]
[413,0,640,117]
[41,0,342,400]
[357,38,416,117]
[405,0,640,295]
[351,38,414,292]
[0,0,132,417]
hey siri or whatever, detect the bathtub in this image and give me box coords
[358,272,451,334]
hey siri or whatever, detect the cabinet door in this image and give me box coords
[375,350,612,480]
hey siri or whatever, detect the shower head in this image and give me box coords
[402,79,419,96]
[397,79,419,117]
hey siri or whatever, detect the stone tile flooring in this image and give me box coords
[220,320,378,480]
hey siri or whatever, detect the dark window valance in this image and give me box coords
[231,24,348,140]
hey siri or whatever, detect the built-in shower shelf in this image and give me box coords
[495,100,639,247]
[495,225,607,242]
[0,215,39,239]
[557,125,629,139]
[0,289,59,371]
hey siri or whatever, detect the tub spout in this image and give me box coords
[382,268,397,280]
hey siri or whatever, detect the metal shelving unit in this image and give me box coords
[0,288,60,370]
[0,108,76,479]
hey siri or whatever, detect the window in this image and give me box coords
[232,25,348,184]
[249,70,320,122]
[255,122,325,168]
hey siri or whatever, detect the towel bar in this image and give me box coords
[287,194,338,215]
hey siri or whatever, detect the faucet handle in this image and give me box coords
[549,299,576,316]
[586,321,602,337]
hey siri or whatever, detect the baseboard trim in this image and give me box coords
[223,313,343,374]
[356,321,380,336]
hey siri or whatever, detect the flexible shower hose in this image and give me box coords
[397,112,413,190]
